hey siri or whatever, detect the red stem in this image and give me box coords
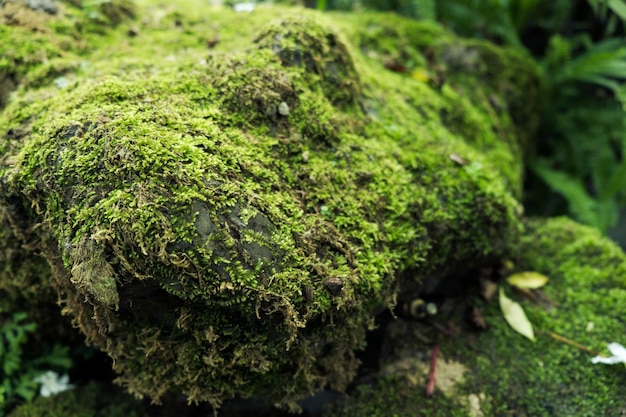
[426,344,439,397]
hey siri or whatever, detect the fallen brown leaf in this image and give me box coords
[469,306,487,330]
[384,61,409,73]
[480,277,498,301]
[449,153,468,165]
[206,36,220,49]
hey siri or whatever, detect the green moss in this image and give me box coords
[0,1,542,411]
[0,0,138,110]
[0,24,65,108]
[329,13,542,197]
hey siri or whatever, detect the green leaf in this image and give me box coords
[608,0,626,20]
[530,160,603,230]
[33,344,73,370]
[506,271,549,289]
[552,38,626,91]
[3,355,21,376]
[617,83,626,111]
[499,287,536,342]
[14,379,37,402]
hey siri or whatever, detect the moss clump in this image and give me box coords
[0,0,137,109]
[330,12,541,197]
[324,217,626,416]
[0,1,541,411]
[254,16,362,109]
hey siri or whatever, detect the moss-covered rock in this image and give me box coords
[0,0,542,411]
[323,217,626,417]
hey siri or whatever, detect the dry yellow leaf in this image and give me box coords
[410,69,430,82]
[506,271,549,289]
[499,287,535,341]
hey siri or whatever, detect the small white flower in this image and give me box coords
[233,2,255,12]
[591,342,626,365]
[33,371,74,397]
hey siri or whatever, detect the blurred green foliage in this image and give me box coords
[302,0,626,235]
[0,311,72,415]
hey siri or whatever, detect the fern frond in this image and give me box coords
[530,160,602,229]
[551,38,626,90]
[542,35,572,74]
[510,0,541,32]
[600,161,626,200]
[607,0,626,21]
[412,0,436,20]
[436,0,522,45]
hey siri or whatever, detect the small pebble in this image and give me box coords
[53,76,69,89]
[324,277,344,296]
[27,0,58,14]
[278,101,290,116]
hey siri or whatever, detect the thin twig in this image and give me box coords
[426,344,439,397]
[428,320,457,336]
[539,330,605,357]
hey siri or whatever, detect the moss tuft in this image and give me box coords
[255,16,361,108]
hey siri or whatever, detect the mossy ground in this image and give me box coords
[3,0,616,415]
[8,382,149,417]
[324,217,626,417]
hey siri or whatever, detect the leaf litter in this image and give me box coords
[498,287,536,341]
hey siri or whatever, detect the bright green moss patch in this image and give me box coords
[0,0,544,411]
[329,12,542,197]
[0,0,137,109]
[0,25,64,108]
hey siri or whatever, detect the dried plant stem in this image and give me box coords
[426,344,439,397]
[540,330,605,357]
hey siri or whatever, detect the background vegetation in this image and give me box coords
[0,311,72,415]
[302,0,626,246]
